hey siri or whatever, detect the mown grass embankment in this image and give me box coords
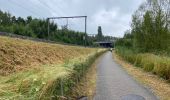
[0,36,106,99]
[0,36,96,76]
[115,47,170,81]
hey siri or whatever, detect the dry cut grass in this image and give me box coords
[0,36,103,99]
[0,36,96,75]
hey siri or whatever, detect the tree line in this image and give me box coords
[0,10,93,46]
[116,0,170,53]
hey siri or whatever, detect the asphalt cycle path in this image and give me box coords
[94,52,158,100]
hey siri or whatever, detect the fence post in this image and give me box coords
[60,78,64,96]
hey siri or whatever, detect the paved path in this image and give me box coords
[94,52,158,100]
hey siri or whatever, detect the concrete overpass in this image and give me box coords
[94,41,114,48]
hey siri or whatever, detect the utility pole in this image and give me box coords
[114,39,116,48]
[47,18,50,40]
[66,18,68,29]
[84,16,87,47]
[85,16,87,34]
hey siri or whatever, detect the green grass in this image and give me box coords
[0,49,106,99]
[0,64,70,99]
[115,46,170,81]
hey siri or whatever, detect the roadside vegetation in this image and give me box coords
[115,47,170,81]
[0,36,106,99]
[113,52,170,100]
[71,57,99,99]
[115,0,170,81]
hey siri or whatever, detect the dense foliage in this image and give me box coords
[115,0,170,81]
[96,26,103,41]
[0,10,93,46]
[116,0,170,53]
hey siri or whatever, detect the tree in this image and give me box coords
[154,8,168,50]
[124,30,133,39]
[97,26,103,41]
[11,16,16,23]
[129,0,170,52]
[142,11,155,51]
[0,11,11,26]
[17,17,25,25]
[0,10,94,46]
[131,11,144,52]
[27,16,32,24]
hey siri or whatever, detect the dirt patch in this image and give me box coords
[113,52,170,100]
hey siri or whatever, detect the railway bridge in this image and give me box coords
[94,41,114,48]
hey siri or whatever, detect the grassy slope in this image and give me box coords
[0,36,96,75]
[0,36,102,99]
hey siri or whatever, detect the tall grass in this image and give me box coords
[115,46,170,81]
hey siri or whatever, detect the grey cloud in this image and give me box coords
[0,0,143,37]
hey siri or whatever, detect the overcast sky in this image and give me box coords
[0,0,143,37]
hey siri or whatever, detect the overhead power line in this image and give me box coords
[47,16,87,46]
[37,0,64,17]
[26,1,50,18]
[9,0,40,18]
